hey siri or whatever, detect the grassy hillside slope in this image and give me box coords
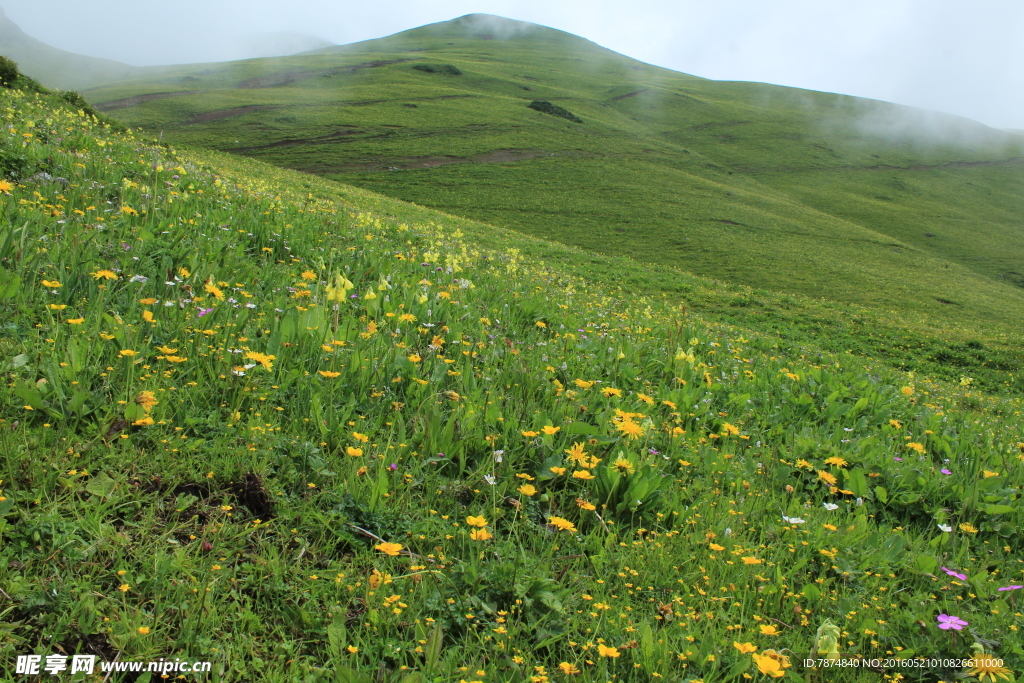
[1,80,1022,683]
[77,15,1024,353]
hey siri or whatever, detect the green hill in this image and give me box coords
[76,14,1024,354]
[1,74,1022,683]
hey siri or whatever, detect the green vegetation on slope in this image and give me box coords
[76,14,1024,368]
[1,80,1023,683]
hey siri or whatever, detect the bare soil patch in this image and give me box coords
[187,105,277,124]
[236,59,415,89]
[94,90,204,111]
[610,88,648,101]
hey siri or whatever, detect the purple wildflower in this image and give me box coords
[998,585,1023,591]
[936,614,967,630]
[197,307,213,317]
[940,468,951,475]
[941,567,967,581]
[893,457,903,461]
[388,463,397,471]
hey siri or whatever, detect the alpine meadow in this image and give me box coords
[0,11,1022,683]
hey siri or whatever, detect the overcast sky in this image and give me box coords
[4,0,1023,129]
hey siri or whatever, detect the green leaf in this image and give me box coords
[0,271,21,299]
[985,504,1015,515]
[801,583,821,601]
[563,421,599,435]
[9,353,28,369]
[875,486,888,504]
[85,472,117,499]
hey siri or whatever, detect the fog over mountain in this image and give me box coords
[1,0,1022,129]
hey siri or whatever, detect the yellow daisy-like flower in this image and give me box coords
[345,447,363,457]
[576,498,596,511]
[521,430,540,437]
[301,270,317,281]
[760,624,780,635]
[601,387,622,398]
[597,644,620,658]
[91,269,118,280]
[407,354,421,363]
[49,304,67,310]
[574,379,594,389]
[571,470,595,480]
[709,543,725,551]
[541,425,560,435]
[564,442,587,463]
[965,656,1013,682]
[752,651,790,678]
[824,456,848,467]
[66,317,85,325]
[119,349,137,357]
[558,662,580,674]
[0,179,13,193]
[318,370,341,378]
[817,470,838,486]
[742,556,763,565]
[470,528,492,541]
[142,310,154,322]
[244,351,276,371]
[615,419,644,440]
[959,522,978,534]
[466,515,488,527]
[41,279,62,288]
[137,626,150,635]
[612,458,635,475]
[164,355,188,363]
[132,416,155,426]
[134,390,158,413]
[518,484,537,496]
[139,297,158,305]
[204,282,225,300]
[374,542,403,556]
[547,516,577,533]
[734,642,757,654]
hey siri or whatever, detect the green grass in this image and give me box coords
[1,78,1023,683]
[68,14,1024,368]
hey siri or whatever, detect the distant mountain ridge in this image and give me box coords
[0,7,140,89]
[7,12,1024,357]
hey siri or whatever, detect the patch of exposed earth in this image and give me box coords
[235,59,416,88]
[187,105,279,123]
[291,149,599,173]
[94,91,204,111]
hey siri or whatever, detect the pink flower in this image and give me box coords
[936,614,967,630]
[941,566,967,581]
[998,585,1023,591]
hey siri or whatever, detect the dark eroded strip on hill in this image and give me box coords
[292,149,599,173]
[187,105,279,124]
[609,88,648,101]
[95,91,205,111]
[235,59,416,89]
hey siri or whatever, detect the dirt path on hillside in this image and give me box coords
[610,88,648,101]
[289,149,599,173]
[187,105,279,123]
[95,91,205,111]
[236,59,416,89]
